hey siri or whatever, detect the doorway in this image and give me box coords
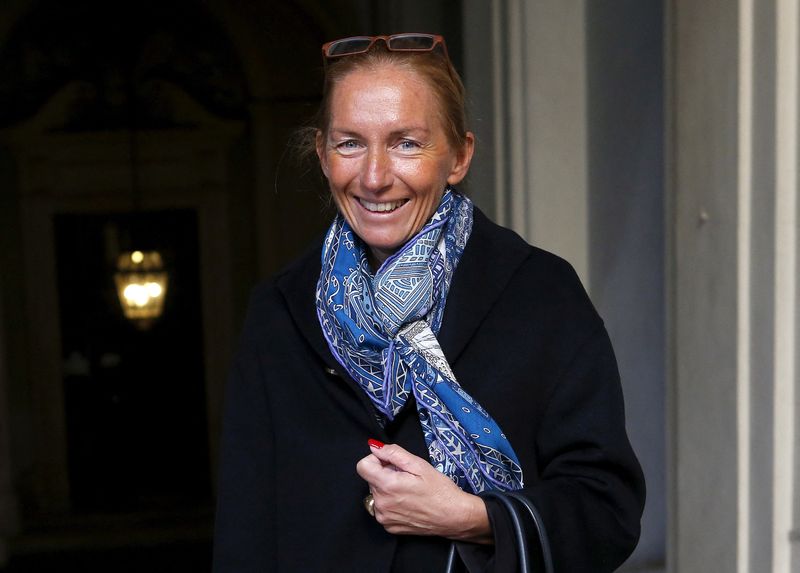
[54,209,210,513]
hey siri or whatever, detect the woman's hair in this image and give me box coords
[312,43,470,150]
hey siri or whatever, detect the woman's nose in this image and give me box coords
[360,148,393,192]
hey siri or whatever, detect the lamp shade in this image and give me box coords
[114,250,168,327]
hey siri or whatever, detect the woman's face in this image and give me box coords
[317,64,474,266]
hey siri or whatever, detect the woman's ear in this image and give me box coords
[446,131,475,186]
[316,130,329,178]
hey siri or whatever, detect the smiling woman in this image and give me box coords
[316,64,473,268]
[213,34,645,573]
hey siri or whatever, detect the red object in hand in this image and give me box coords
[368,438,385,449]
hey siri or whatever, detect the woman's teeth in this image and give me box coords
[358,198,407,213]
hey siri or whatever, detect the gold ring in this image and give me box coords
[363,493,375,517]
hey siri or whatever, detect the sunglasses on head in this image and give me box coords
[321,33,449,62]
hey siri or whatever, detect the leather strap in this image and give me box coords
[444,491,554,573]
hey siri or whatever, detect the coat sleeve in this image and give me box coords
[212,292,276,572]
[482,323,645,573]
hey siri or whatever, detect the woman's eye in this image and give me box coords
[335,140,362,153]
[397,140,420,151]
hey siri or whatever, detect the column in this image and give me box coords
[773,1,798,569]
[669,0,799,570]
[463,0,589,285]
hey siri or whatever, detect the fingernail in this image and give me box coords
[368,438,385,449]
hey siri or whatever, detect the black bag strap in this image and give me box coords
[482,491,534,572]
[504,492,554,573]
[444,491,554,573]
[444,543,460,573]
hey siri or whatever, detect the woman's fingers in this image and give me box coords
[368,442,426,475]
[355,440,482,538]
[355,452,385,483]
[356,442,429,486]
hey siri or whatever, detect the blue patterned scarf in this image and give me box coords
[316,189,524,493]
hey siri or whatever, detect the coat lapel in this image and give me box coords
[275,244,388,426]
[274,243,337,370]
[436,208,531,364]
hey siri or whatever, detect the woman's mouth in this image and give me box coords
[357,198,409,213]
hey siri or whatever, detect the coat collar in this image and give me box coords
[275,206,532,371]
[436,208,531,363]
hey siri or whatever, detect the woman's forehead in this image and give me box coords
[333,64,430,97]
[328,66,441,124]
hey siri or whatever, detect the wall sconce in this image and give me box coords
[114,250,168,328]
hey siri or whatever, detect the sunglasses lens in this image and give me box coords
[387,35,436,51]
[326,37,373,57]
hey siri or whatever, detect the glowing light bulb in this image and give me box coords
[123,283,150,307]
[114,250,168,326]
[146,282,163,298]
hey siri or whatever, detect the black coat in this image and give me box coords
[212,208,645,572]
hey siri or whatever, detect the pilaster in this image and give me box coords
[466,0,589,285]
[669,0,799,570]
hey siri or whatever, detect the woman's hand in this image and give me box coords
[356,441,493,544]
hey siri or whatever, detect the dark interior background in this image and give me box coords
[0,2,468,571]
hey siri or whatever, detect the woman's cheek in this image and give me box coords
[330,156,361,188]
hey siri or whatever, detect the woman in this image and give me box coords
[213,34,645,572]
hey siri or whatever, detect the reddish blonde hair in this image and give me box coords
[315,44,470,150]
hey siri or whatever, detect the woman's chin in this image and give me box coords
[363,239,403,264]
[353,231,411,264]
[353,223,411,257]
